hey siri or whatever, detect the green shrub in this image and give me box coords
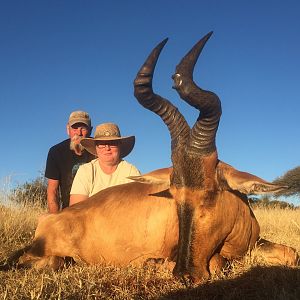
[273,166,300,198]
[9,175,47,207]
[249,195,296,209]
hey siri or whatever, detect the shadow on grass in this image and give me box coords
[159,266,300,300]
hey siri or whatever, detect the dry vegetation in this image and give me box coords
[0,201,299,299]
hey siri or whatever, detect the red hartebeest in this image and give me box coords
[1,33,298,284]
[133,32,298,282]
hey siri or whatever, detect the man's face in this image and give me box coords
[68,123,90,152]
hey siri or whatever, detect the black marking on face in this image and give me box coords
[171,148,205,189]
[175,202,195,273]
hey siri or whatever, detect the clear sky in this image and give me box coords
[0,0,299,204]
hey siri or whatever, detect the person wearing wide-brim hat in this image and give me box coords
[69,123,141,205]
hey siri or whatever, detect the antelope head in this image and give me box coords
[134,32,222,282]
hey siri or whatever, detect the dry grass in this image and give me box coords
[0,203,299,299]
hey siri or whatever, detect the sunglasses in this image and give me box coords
[96,142,119,149]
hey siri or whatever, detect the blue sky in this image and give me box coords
[0,1,299,204]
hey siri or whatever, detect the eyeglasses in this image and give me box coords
[96,143,119,149]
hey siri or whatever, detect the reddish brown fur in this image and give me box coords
[8,164,297,279]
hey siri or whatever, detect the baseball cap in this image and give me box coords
[68,111,91,127]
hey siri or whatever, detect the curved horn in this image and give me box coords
[173,32,222,155]
[134,39,190,149]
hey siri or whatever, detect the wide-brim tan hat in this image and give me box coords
[81,122,135,158]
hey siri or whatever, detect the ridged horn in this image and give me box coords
[134,39,190,149]
[173,32,222,155]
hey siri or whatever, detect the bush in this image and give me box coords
[273,166,300,198]
[9,175,47,207]
[249,195,296,209]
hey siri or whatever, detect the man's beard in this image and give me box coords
[70,135,85,153]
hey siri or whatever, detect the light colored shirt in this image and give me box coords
[70,158,141,197]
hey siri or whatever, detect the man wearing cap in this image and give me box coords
[69,122,140,205]
[45,111,95,213]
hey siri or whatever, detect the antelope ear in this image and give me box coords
[128,167,171,188]
[217,161,287,195]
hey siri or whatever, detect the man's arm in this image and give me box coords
[47,179,60,213]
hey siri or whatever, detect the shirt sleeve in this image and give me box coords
[129,165,141,177]
[45,147,59,180]
[70,163,92,196]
